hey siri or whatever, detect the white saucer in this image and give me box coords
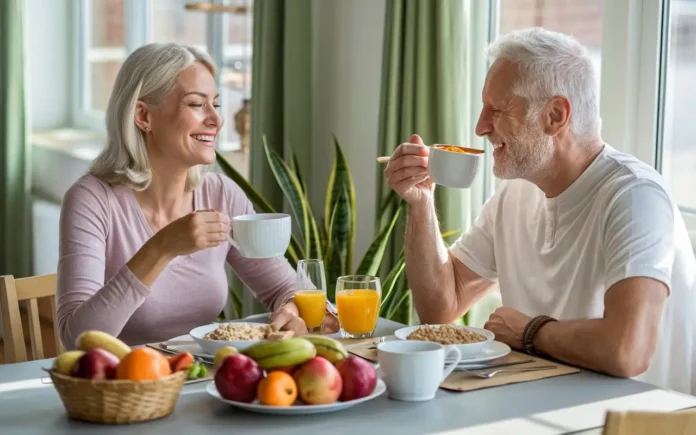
[447,341,511,366]
[206,379,386,415]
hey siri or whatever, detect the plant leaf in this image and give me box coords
[325,187,351,291]
[386,289,412,320]
[216,150,303,265]
[287,145,321,258]
[263,137,316,259]
[355,200,402,276]
[289,146,307,196]
[324,136,356,273]
[228,285,243,319]
[324,197,347,303]
[216,150,275,213]
[378,256,406,314]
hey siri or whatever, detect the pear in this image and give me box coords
[53,350,85,376]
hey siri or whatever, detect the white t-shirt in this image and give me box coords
[450,144,696,394]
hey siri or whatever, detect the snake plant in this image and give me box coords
[216,136,459,323]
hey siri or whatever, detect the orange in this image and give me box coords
[256,371,297,406]
[116,348,171,380]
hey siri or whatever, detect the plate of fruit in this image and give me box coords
[207,335,385,415]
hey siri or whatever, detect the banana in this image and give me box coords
[76,330,131,360]
[53,350,85,375]
[241,337,316,370]
[302,335,348,363]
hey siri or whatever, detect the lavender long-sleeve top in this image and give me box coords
[56,172,296,348]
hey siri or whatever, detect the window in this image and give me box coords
[74,0,253,163]
[498,0,603,92]
[658,1,696,214]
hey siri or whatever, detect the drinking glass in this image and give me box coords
[335,275,381,339]
[294,259,328,333]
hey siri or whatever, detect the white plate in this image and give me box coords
[450,341,511,367]
[206,379,386,415]
[393,324,495,356]
[189,322,268,355]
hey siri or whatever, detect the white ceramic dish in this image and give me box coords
[452,341,512,368]
[393,324,495,357]
[206,379,386,415]
[189,322,268,355]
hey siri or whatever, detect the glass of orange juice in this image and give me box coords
[294,259,327,333]
[335,275,381,339]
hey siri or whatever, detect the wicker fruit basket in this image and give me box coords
[45,369,187,424]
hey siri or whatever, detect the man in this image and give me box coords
[384,27,696,394]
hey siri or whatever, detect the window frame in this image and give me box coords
[72,0,251,151]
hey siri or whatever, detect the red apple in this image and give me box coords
[335,355,378,401]
[72,348,119,380]
[214,354,264,403]
[293,357,343,405]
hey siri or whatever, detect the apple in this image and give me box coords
[72,348,119,380]
[335,355,378,401]
[214,354,264,403]
[293,357,343,405]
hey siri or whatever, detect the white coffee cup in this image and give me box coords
[428,144,483,189]
[227,213,291,258]
[377,340,461,402]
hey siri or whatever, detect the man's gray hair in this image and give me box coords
[486,27,601,141]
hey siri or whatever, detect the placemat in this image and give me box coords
[343,340,580,392]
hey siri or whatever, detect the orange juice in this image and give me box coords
[294,290,326,329]
[336,290,380,335]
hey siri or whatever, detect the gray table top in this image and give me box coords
[0,317,659,435]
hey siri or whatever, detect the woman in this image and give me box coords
[57,43,337,348]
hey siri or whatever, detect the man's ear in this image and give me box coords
[134,100,151,133]
[543,96,571,136]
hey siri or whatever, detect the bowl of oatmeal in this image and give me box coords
[190,322,294,355]
[393,324,494,356]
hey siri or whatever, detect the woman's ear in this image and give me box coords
[134,100,151,133]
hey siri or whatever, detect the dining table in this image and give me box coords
[2,315,696,435]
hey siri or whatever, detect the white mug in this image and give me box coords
[428,144,483,189]
[227,213,291,258]
[377,340,461,402]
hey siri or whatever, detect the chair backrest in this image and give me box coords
[0,274,64,363]
[603,409,696,435]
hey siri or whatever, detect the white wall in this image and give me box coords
[311,0,387,267]
[26,0,71,130]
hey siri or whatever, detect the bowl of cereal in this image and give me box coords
[189,322,294,355]
[393,324,494,356]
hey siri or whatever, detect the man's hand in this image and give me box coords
[483,307,532,350]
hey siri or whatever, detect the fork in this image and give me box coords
[461,365,557,379]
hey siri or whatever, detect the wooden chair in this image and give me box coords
[0,274,64,363]
[603,409,696,434]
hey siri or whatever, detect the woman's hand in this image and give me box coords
[154,210,230,259]
[269,301,341,336]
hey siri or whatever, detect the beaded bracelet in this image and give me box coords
[523,315,557,356]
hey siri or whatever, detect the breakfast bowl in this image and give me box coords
[428,144,483,189]
[393,324,494,357]
[190,322,289,355]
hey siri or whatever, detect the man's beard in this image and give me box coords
[491,122,554,180]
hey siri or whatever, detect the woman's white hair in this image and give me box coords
[91,42,217,191]
[486,27,601,142]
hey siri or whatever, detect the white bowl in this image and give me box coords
[393,324,495,357]
[189,322,268,355]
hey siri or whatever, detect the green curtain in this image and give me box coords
[377,0,484,324]
[235,0,313,316]
[0,0,31,278]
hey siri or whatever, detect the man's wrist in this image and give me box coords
[523,315,557,355]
